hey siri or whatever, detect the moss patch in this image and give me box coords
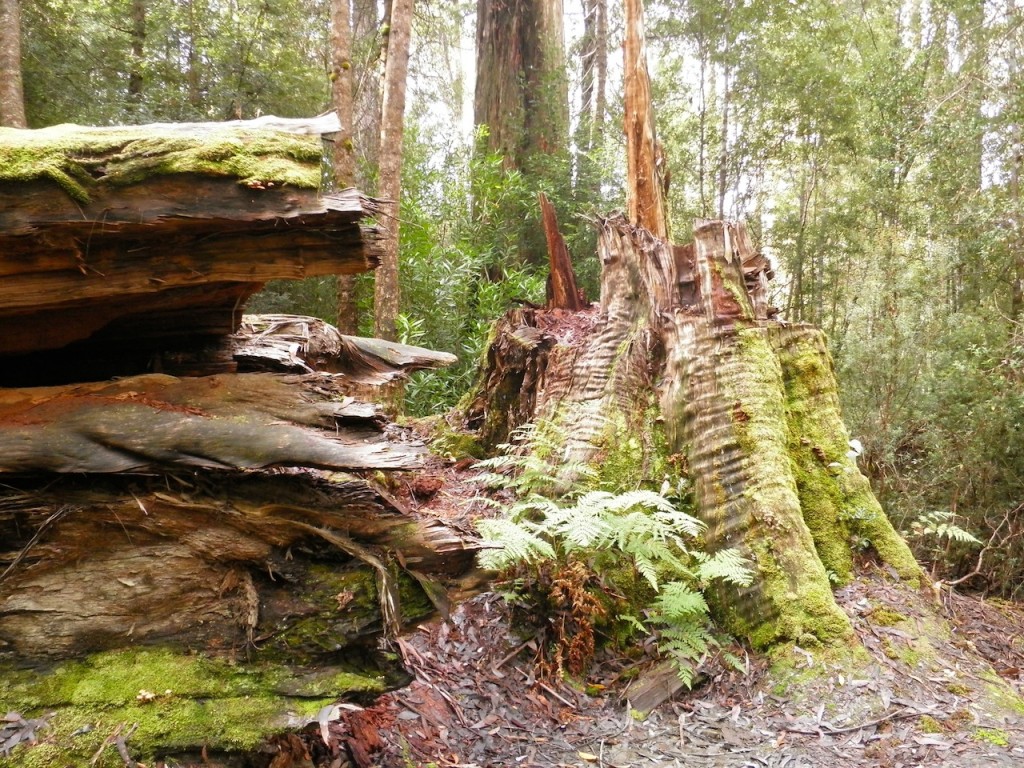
[0,648,386,766]
[973,728,1010,747]
[0,124,323,203]
[773,328,921,587]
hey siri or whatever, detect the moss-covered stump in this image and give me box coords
[467,216,922,651]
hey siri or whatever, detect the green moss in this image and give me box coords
[980,670,1024,715]
[417,415,485,460]
[973,728,1010,747]
[774,329,921,587]
[946,682,972,696]
[0,647,385,766]
[715,328,853,649]
[868,607,907,626]
[0,124,323,203]
[919,715,944,733]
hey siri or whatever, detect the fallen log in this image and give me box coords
[0,372,424,474]
[0,117,380,371]
[0,469,476,764]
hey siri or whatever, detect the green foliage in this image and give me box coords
[21,0,331,127]
[475,425,751,685]
[907,511,982,547]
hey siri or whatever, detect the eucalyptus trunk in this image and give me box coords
[373,0,413,342]
[475,0,569,263]
[332,0,359,335]
[0,0,26,128]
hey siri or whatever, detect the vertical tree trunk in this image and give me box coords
[128,0,147,113]
[353,0,383,182]
[0,0,27,128]
[332,0,359,336]
[374,0,413,342]
[624,0,667,240]
[475,0,569,263]
[576,0,608,197]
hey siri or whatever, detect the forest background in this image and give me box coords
[3,0,1023,594]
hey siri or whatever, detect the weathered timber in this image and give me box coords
[539,192,586,311]
[0,372,425,474]
[624,0,667,240]
[0,470,477,763]
[0,473,472,661]
[0,117,382,362]
[233,314,457,381]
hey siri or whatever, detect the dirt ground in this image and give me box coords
[312,462,1024,768]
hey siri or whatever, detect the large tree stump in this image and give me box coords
[467,215,920,647]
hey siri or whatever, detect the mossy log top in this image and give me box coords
[0,115,382,362]
[0,113,340,204]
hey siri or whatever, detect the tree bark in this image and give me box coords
[467,0,921,650]
[374,0,414,342]
[475,0,569,264]
[127,0,146,113]
[0,0,26,128]
[624,0,668,240]
[332,0,360,335]
[539,192,586,310]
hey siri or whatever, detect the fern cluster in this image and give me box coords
[474,424,752,686]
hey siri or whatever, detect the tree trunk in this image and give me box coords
[475,0,569,264]
[466,0,921,649]
[0,0,26,128]
[624,0,667,240]
[127,0,146,113]
[373,0,414,342]
[332,0,359,335]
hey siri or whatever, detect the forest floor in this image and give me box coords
[322,459,1024,768]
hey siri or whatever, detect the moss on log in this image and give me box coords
[0,470,473,764]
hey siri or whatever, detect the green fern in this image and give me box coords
[907,511,981,546]
[475,518,555,570]
[473,420,751,686]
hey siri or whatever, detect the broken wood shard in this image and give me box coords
[233,314,457,382]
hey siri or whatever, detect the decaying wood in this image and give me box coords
[624,0,667,240]
[0,117,381,362]
[0,472,475,662]
[233,314,457,382]
[539,193,586,311]
[0,372,425,474]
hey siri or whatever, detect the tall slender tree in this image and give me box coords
[332,0,359,335]
[475,0,569,263]
[0,0,26,127]
[374,0,413,342]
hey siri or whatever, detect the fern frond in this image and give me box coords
[652,581,709,622]
[695,549,754,587]
[475,518,555,570]
[635,552,661,591]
